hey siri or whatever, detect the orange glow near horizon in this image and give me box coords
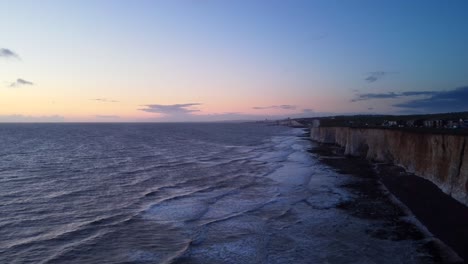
[3,1,467,122]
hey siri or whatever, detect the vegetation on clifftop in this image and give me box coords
[295,111,468,135]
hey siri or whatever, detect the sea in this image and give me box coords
[0,123,436,263]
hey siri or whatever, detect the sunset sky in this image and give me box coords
[1,0,468,122]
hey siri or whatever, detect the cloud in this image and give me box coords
[393,86,468,112]
[95,115,120,119]
[364,71,398,83]
[365,71,386,83]
[0,48,20,59]
[91,98,119,103]
[400,91,438,96]
[0,115,64,122]
[352,92,399,101]
[252,105,297,110]
[352,91,436,102]
[139,103,201,114]
[9,78,34,87]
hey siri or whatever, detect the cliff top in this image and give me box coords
[296,111,468,135]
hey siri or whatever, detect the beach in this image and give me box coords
[309,139,467,263]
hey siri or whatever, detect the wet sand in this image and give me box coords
[309,141,467,263]
[378,164,468,262]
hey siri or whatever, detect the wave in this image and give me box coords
[1,125,347,263]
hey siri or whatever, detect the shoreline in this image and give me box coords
[306,137,467,263]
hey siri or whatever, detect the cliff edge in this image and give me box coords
[310,127,468,206]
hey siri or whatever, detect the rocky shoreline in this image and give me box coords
[308,139,467,263]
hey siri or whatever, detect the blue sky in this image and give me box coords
[1,0,468,121]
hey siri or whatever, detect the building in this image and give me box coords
[383,120,397,127]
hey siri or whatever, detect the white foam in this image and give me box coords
[136,127,441,263]
[144,198,208,222]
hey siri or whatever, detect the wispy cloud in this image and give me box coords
[95,115,120,119]
[139,103,201,114]
[9,78,34,88]
[364,71,398,83]
[352,92,399,101]
[351,91,436,102]
[91,98,119,103]
[393,86,468,112]
[400,91,439,96]
[140,109,329,122]
[0,114,64,122]
[0,48,20,60]
[252,105,297,110]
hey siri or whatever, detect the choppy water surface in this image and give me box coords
[0,123,432,263]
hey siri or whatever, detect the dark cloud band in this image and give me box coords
[353,86,468,112]
[352,91,437,102]
[393,86,468,112]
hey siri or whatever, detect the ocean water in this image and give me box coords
[0,123,432,263]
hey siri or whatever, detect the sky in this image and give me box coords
[1,0,468,122]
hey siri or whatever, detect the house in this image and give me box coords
[382,120,397,127]
[422,119,441,128]
[423,120,434,128]
[458,119,468,128]
[445,120,458,128]
[414,119,424,127]
[460,119,468,128]
[406,120,415,127]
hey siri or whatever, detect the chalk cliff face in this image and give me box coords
[310,127,468,206]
